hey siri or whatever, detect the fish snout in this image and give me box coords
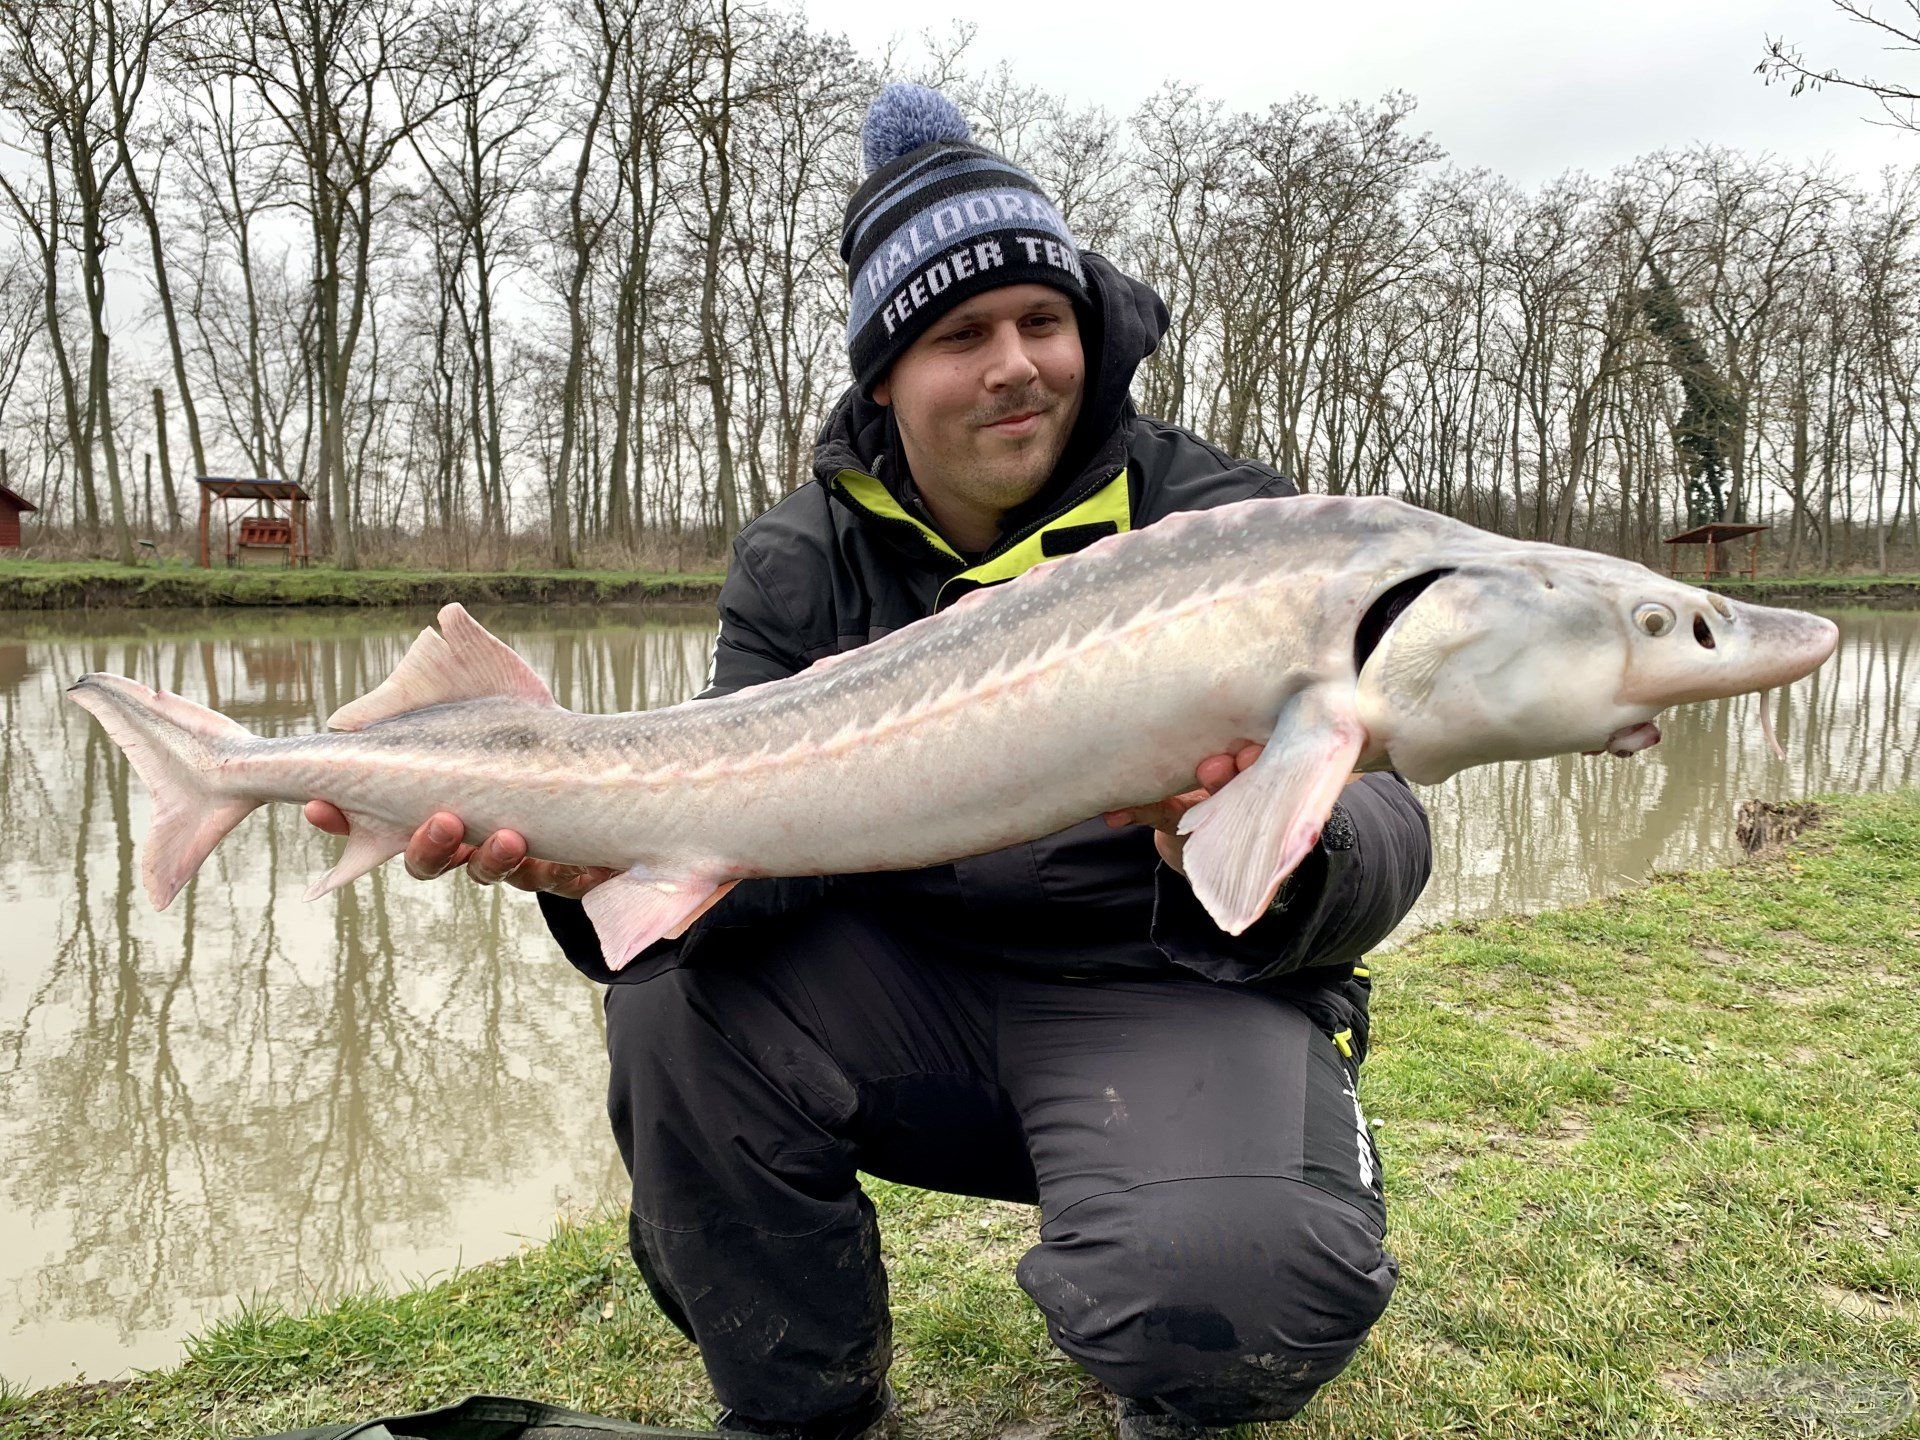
[1621,596,1837,706]
[1724,601,1838,691]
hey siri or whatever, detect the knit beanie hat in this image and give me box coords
[841,83,1093,396]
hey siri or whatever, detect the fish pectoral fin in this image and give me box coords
[583,868,735,972]
[304,813,413,901]
[1176,688,1366,935]
[328,603,555,731]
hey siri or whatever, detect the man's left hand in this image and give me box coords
[1105,746,1369,878]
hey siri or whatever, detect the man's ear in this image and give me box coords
[871,377,891,407]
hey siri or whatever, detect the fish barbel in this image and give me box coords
[68,495,1839,969]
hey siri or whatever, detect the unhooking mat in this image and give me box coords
[250,1392,728,1439]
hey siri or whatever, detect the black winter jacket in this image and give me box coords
[541,252,1432,993]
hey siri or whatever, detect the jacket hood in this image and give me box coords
[812,252,1170,539]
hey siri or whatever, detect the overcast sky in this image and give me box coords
[806,0,1916,187]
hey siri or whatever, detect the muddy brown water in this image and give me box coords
[2,603,1914,1390]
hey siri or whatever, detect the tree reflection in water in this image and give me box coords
[0,608,709,1388]
[0,604,1912,1388]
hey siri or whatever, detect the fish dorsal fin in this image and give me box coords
[328,603,556,731]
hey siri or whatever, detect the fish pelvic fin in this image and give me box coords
[66,674,261,911]
[583,867,738,972]
[304,812,414,901]
[1176,686,1367,935]
[328,603,555,731]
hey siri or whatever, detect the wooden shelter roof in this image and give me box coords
[1664,522,1769,545]
[196,476,311,502]
[0,483,37,513]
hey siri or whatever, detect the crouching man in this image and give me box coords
[309,83,1432,1440]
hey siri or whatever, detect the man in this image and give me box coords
[308,84,1432,1440]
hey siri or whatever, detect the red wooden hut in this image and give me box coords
[0,483,36,548]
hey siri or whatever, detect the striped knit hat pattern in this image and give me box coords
[841,84,1092,394]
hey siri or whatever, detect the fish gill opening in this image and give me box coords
[1354,568,1456,675]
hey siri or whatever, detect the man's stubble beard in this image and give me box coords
[915,390,1077,516]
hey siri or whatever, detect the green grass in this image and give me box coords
[8,793,1919,1439]
[1705,572,1920,603]
[1710,571,1920,588]
[0,558,725,610]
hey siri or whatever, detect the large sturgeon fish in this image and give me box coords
[69,495,1837,969]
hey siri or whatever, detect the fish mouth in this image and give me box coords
[1586,720,1661,758]
[1354,568,1456,676]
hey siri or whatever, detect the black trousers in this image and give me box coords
[603,900,1396,1428]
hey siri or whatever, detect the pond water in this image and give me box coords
[1,603,1914,1390]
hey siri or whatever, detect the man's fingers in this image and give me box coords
[465,831,530,885]
[1122,790,1208,835]
[1111,742,1267,832]
[404,812,472,880]
[1195,753,1239,794]
[304,800,350,836]
[324,809,590,893]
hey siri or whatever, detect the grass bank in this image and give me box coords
[4,557,1920,614]
[0,601,715,645]
[0,559,724,611]
[1706,572,1920,607]
[7,792,1917,1440]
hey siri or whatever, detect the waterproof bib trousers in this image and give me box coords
[601,899,1397,1429]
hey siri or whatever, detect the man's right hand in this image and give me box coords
[302,802,614,899]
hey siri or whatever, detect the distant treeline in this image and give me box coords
[3,0,1916,571]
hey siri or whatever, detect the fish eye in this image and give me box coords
[1634,603,1676,638]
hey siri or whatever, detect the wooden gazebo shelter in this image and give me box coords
[1663,522,1770,582]
[197,476,312,569]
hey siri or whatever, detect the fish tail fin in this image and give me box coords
[66,674,261,910]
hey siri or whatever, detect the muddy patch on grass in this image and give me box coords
[990,1422,1060,1440]
[1818,1283,1920,1322]
[912,1400,1077,1440]
[1541,1001,1610,1049]
[1666,1350,1916,1436]
[922,1200,1035,1253]
[1737,798,1827,855]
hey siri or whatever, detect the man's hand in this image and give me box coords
[1105,746,1370,877]
[302,802,614,899]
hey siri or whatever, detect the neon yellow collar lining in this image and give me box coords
[833,468,1132,589]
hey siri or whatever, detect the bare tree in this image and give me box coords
[0,0,154,560]
[1761,1,1920,129]
[206,0,461,566]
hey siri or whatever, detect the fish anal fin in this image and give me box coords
[328,603,555,731]
[584,866,732,972]
[304,812,413,901]
[1176,688,1367,935]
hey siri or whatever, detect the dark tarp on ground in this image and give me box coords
[249,1392,726,1440]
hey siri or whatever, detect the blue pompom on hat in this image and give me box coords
[860,83,972,174]
[840,83,1090,394]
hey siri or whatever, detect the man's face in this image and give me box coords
[873,285,1086,532]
